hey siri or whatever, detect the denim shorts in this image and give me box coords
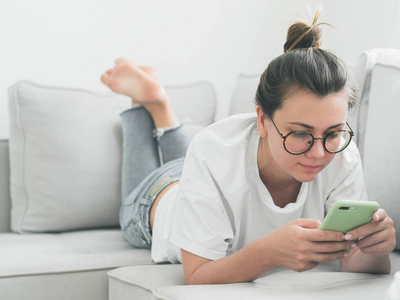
[119,157,185,249]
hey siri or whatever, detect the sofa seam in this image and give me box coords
[11,82,29,233]
[0,265,148,279]
[152,289,171,300]
[107,271,154,292]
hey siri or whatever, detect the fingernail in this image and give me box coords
[344,234,352,240]
[351,243,357,248]
[344,253,349,258]
[376,214,380,221]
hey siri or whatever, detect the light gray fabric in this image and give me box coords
[154,275,393,300]
[166,82,217,136]
[8,81,130,232]
[0,140,11,232]
[108,252,400,300]
[352,48,400,158]
[108,265,185,300]
[352,49,400,250]
[0,269,109,300]
[0,229,152,278]
[7,80,216,233]
[229,73,259,116]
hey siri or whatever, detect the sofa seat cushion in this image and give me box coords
[154,274,393,300]
[108,252,400,300]
[0,229,152,278]
[108,264,185,300]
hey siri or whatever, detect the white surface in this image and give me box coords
[1,0,400,139]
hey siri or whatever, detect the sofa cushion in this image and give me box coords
[108,264,185,300]
[108,252,400,300]
[0,229,152,278]
[352,49,400,250]
[8,81,216,232]
[154,273,395,300]
[0,229,152,300]
[0,269,109,300]
[229,73,259,116]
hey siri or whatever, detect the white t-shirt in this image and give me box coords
[151,113,367,263]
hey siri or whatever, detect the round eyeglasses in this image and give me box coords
[269,117,354,155]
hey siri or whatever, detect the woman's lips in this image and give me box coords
[300,164,321,171]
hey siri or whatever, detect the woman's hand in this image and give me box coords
[266,218,354,272]
[343,209,396,256]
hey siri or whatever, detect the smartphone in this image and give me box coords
[319,200,379,233]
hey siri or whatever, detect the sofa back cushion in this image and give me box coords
[353,48,400,249]
[229,73,259,116]
[8,80,216,233]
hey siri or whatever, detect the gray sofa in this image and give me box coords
[1,48,400,300]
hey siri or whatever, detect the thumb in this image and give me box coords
[296,218,322,229]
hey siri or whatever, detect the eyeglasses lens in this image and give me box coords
[285,131,351,154]
[325,131,351,153]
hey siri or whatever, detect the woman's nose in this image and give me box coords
[305,138,325,158]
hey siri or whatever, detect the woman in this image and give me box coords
[101,11,396,285]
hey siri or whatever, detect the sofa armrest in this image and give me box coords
[0,139,11,232]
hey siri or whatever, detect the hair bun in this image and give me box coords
[284,10,324,53]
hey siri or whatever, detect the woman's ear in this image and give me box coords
[256,106,268,138]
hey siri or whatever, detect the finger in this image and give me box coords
[357,240,388,254]
[344,220,383,241]
[309,229,346,242]
[311,250,349,263]
[372,208,386,222]
[313,240,356,253]
[356,229,386,249]
[296,218,321,230]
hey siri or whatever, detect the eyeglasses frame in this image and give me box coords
[268,115,355,155]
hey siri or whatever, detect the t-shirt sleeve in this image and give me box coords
[324,142,368,213]
[170,190,234,261]
[169,132,234,261]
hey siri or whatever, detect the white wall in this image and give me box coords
[0,0,399,139]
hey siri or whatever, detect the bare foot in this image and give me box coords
[115,58,159,80]
[101,59,167,106]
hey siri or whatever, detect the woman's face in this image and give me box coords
[257,89,349,183]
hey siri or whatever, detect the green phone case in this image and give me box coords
[319,200,379,233]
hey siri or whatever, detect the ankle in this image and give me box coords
[147,103,180,128]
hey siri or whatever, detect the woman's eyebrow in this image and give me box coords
[288,122,345,130]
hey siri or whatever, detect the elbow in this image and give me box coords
[184,269,212,285]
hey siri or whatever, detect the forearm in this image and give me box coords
[340,248,391,274]
[186,238,275,284]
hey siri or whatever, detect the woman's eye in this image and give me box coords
[326,131,340,139]
[292,131,309,139]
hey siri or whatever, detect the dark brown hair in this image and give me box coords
[255,10,357,117]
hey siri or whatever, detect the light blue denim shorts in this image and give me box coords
[119,157,185,249]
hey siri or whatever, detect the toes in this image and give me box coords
[100,69,113,85]
[115,58,130,65]
[140,66,158,79]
